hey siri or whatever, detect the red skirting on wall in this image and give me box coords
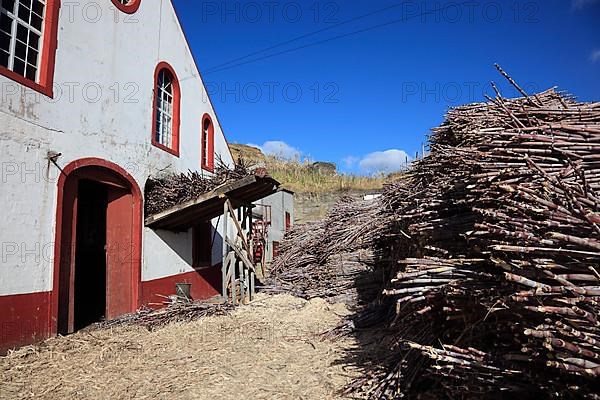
[0,269,222,351]
[140,266,221,308]
[0,292,51,353]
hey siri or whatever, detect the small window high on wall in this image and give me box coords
[151,63,180,156]
[0,0,60,97]
[201,114,215,172]
[111,0,141,14]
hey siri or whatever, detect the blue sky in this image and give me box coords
[173,0,600,174]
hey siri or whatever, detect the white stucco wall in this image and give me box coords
[0,0,234,296]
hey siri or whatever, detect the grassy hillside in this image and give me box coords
[229,143,384,194]
[266,158,384,194]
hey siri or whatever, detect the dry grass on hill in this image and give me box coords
[229,143,385,194]
[0,294,362,400]
[267,158,385,194]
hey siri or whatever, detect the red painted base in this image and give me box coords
[0,268,223,352]
[0,292,51,353]
[140,266,222,308]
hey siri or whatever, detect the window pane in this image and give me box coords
[26,46,36,63]
[13,57,24,74]
[14,38,25,60]
[0,50,8,67]
[17,2,31,24]
[27,29,38,47]
[0,31,10,52]
[0,13,13,35]
[31,0,43,17]
[16,22,26,42]
[25,63,35,79]
[30,10,41,30]
[1,0,16,13]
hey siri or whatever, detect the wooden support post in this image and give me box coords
[230,254,236,305]
[244,268,250,303]
[222,201,229,301]
[249,271,255,301]
[238,259,244,305]
[241,206,247,230]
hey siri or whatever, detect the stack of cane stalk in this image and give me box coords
[265,196,386,303]
[360,68,600,398]
[274,67,600,398]
[145,157,253,215]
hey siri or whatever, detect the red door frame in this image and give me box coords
[51,158,142,335]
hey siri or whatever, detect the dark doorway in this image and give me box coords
[193,222,212,269]
[73,180,108,330]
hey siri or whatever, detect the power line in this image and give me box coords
[203,1,472,76]
[202,2,408,74]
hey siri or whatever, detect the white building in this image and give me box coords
[252,188,295,270]
[0,0,276,351]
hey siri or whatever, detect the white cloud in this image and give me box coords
[249,140,301,160]
[359,149,411,174]
[590,49,600,63]
[572,0,599,9]
[342,156,359,168]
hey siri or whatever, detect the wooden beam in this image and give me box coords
[230,254,236,305]
[249,271,255,301]
[225,236,256,273]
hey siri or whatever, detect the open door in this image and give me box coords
[105,188,135,319]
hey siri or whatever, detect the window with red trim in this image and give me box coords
[201,114,215,172]
[111,0,141,14]
[0,0,60,97]
[285,212,291,232]
[151,62,180,156]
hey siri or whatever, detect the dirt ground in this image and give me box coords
[0,294,362,400]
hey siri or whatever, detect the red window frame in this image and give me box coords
[0,0,60,98]
[111,0,141,14]
[201,113,215,172]
[272,241,281,258]
[151,62,181,157]
[285,212,291,232]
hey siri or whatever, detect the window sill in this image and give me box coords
[0,67,54,98]
[151,140,180,157]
